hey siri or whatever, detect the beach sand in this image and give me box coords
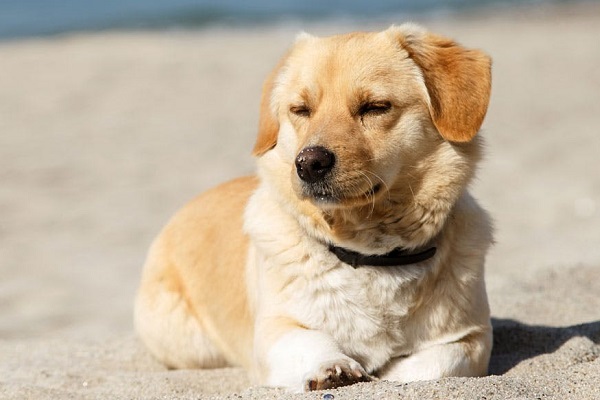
[1,3,599,399]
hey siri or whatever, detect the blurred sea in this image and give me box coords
[0,0,580,40]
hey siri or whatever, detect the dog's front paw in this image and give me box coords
[304,358,371,391]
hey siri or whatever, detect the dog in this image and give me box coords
[134,23,493,393]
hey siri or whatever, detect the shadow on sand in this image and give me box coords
[489,318,600,375]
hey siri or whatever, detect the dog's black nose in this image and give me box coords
[295,146,335,183]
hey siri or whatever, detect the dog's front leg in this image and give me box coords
[379,330,492,382]
[254,317,371,392]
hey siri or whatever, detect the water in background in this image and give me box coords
[0,0,574,39]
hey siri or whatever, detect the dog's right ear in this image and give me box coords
[252,52,289,157]
[253,33,315,157]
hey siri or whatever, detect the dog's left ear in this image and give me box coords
[391,25,492,142]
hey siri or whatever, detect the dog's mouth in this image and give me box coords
[305,183,383,207]
[293,146,386,208]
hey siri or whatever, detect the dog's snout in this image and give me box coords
[295,146,335,183]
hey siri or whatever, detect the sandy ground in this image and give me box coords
[1,3,599,399]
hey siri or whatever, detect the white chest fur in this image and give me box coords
[244,186,431,373]
[283,252,428,371]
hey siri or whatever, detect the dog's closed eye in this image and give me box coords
[358,101,392,117]
[290,104,311,118]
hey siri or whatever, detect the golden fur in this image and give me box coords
[135,24,494,392]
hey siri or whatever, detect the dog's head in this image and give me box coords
[253,24,491,249]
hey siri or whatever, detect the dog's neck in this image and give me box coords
[318,196,449,254]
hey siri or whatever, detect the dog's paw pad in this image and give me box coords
[305,359,371,391]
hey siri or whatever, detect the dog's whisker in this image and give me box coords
[408,183,416,203]
[364,170,390,192]
[357,171,377,216]
[363,170,393,208]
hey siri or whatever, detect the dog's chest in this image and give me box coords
[279,251,426,371]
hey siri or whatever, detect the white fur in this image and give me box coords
[265,329,364,392]
[244,181,492,390]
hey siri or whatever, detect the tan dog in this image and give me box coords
[134,23,493,393]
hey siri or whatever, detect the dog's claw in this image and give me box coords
[304,359,372,391]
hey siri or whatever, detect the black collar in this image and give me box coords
[328,244,436,268]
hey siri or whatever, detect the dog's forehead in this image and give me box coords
[284,31,413,92]
[302,31,399,67]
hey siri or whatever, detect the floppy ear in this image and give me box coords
[252,53,289,156]
[395,25,492,142]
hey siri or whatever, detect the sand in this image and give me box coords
[1,3,599,399]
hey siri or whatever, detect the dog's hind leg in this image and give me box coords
[134,249,228,369]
